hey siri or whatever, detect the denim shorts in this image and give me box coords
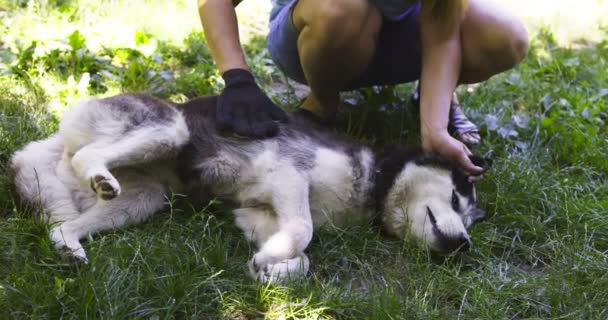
[266,0,422,90]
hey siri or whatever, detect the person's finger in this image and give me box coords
[461,143,473,156]
[269,105,289,122]
[251,121,280,137]
[454,141,484,174]
[458,150,484,176]
[468,174,484,183]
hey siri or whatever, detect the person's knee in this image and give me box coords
[509,22,529,66]
[296,0,379,46]
[474,24,528,77]
[479,14,528,71]
[485,18,529,70]
[317,0,370,25]
[461,0,529,81]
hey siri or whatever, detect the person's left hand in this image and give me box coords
[421,130,485,182]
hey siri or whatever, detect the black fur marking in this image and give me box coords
[175,96,223,189]
[469,155,492,172]
[412,154,476,203]
[176,96,372,199]
[285,111,366,158]
[452,170,474,203]
[426,207,446,240]
[427,206,438,226]
[102,94,177,131]
[372,146,482,222]
[451,190,460,212]
[428,207,471,253]
[89,177,96,193]
[373,146,426,215]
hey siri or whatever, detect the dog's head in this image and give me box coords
[376,147,490,254]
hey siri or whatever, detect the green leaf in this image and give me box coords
[541,116,554,129]
[68,30,86,51]
[135,31,150,46]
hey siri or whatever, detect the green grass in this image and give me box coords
[1,1,608,319]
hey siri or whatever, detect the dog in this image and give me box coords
[9,93,488,282]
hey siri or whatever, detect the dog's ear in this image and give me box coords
[378,144,399,159]
[469,155,492,172]
[470,207,487,224]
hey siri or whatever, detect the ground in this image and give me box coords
[1,0,607,319]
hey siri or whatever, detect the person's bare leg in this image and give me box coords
[460,0,529,83]
[452,0,529,145]
[292,0,381,119]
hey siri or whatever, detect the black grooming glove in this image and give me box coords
[217,69,288,138]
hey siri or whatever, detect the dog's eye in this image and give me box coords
[451,190,460,212]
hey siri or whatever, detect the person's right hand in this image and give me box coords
[217,69,288,138]
[421,130,485,182]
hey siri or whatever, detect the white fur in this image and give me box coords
[309,148,369,227]
[11,97,188,262]
[382,162,474,252]
[236,149,313,280]
[10,94,481,282]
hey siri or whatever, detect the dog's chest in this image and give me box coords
[232,145,374,228]
[307,148,373,227]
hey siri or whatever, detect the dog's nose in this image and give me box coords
[455,233,471,252]
[439,232,471,253]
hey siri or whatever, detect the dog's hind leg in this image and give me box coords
[10,135,82,223]
[69,123,189,200]
[50,174,167,262]
[245,167,314,283]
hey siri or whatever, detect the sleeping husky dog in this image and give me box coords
[10,94,488,282]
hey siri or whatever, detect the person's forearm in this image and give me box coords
[198,0,248,73]
[419,8,462,138]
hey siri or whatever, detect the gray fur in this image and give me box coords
[9,93,485,282]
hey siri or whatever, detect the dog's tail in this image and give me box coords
[9,134,76,222]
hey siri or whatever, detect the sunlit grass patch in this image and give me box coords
[504,0,608,46]
[2,0,199,49]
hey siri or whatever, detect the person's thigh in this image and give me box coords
[459,0,529,83]
[267,0,423,90]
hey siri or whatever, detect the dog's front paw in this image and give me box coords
[248,253,310,283]
[89,173,121,200]
[50,226,88,263]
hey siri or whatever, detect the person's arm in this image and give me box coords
[198,0,288,138]
[198,0,247,72]
[419,1,484,177]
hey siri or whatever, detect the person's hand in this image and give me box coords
[217,69,288,138]
[422,130,485,182]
